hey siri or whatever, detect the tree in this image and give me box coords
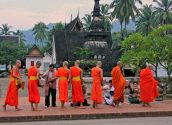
[110,0,142,38]
[153,0,172,25]
[100,4,111,31]
[146,25,172,94]
[0,24,13,35]
[73,47,94,60]
[0,41,27,66]
[47,22,64,42]
[13,30,26,44]
[121,25,172,96]
[32,22,48,47]
[82,14,92,31]
[120,33,147,73]
[44,22,65,53]
[136,5,156,36]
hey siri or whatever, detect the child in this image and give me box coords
[128,81,141,104]
[103,80,114,105]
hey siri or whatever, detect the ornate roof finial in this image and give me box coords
[93,0,101,17]
[77,8,80,17]
[71,14,73,22]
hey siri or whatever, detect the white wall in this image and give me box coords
[42,53,52,72]
[26,57,43,73]
[157,64,171,77]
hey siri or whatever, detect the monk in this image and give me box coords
[111,61,126,106]
[140,64,159,107]
[28,61,42,111]
[91,61,103,108]
[70,60,84,107]
[55,61,70,108]
[3,60,23,111]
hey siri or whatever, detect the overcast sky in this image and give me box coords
[0,0,153,30]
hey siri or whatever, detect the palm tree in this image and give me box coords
[153,0,172,25]
[13,30,25,43]
[82,14,92,31]
[110,0,142,38]
[136,5,156,36]
[32,22,48,47]
[100,4,112,31]
[0,24,13,35]
[47,22,64,43]
[110,0,124,39]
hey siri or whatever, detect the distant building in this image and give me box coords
[25,45,52,73]
[0,35,20,45]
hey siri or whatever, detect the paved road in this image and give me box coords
[0,117,172,125]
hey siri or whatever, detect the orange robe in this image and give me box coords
[111,66,126,103]
[140,68,159,103]
[28,66,40,103]
[5,67,20,106]
[70,66,84,103]
[91,67,103,104]
[55,67,69,102]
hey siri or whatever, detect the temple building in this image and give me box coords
[52,0,115,71]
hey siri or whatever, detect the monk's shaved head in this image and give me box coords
[117,61,121,65]
[36,61,42,68]
[63,61,68,67]
[16,60,21,68]
[96,61,102,67]
[75,60,80,66]
[146,63,153,69]
[16,60,21,64]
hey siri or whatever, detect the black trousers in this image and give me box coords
[45,88,56,107]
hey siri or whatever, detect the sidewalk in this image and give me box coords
[0,97,172,122]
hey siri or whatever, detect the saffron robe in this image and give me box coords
[5,67,20,106]
[140,68,159,103]
[28,66,40,103]
[91,67,103,104]
[111,66,126,102]
[55,67,69,102]
[70,66,84,103]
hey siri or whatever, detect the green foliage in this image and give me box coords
[121,33,147,72]
[80,60,97,77]
[82,14,92,31]
[0,24,13,35]
[121,25,172,91]
[47,22,64,42]
[0,40,27,65]
[153,0,172,25]
[110,0,142,38]
[100,4,111,31]
[147,25,172,76]
[13,30,26,43]
[32,22,48,47]
[73,47,94,60]
[136,5,156,36]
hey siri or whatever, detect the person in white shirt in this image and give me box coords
[103,80,114,105]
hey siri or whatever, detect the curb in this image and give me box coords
[1,111,172,122]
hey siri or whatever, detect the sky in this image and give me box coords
[0,0,153,31]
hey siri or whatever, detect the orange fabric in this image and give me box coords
[5,67,20,106]
[70,66,84,102]
[140,68,159,103]
[28,66,40,103]
[55,67,69,102]
[111,66,126,102]
[91,67,103,104]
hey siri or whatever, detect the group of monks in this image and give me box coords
[2,60,159,111]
